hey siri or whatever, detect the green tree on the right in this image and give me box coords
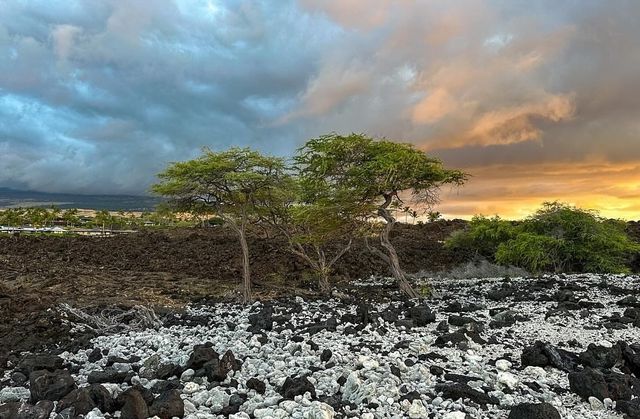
[296,133,467,297]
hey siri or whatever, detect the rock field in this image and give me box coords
[1,273,640,418]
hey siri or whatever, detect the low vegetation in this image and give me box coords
[446,202,640,274]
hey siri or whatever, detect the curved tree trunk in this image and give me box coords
[378,195,420,299]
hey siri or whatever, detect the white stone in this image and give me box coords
[304,401,335,419]
[495,359,512,371]
[358,356,379,370]
[0,387,30,403]
[407,399,428,418]
[254,407,289,419]
[191,390,209,407]
[523,366,547,378]
[112,362,131,373]
[101,383,122,398]
[603,398,614,409]
[181,369,195,381]
[443,412,466,419]
[589,396,604,410]
[361,414,375,419]
[206,388,230,412]
[183,399,197,414]
[183,382,200,394]
[85,408,106,419]
[342,372,374,404]
[230,414,251,419]
[465,353,483,363]
[497,372,519,389]
[280,400,299,413]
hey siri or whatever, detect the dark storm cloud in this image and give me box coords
[0,0,335,193]
[1,1,639,218]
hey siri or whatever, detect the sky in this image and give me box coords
[1,0,639,220]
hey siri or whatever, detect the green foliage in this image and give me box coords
[295,133,466,215]
[152,147,289,226]
[447,202,640,274]
[294,133,466,297]
[445,216,518,259]
[495,233,561,273]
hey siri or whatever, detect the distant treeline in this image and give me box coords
[0,207,204,230]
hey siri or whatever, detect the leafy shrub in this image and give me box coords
[447,202,640,274]
[495,233,561,273]
[445,215,518,259]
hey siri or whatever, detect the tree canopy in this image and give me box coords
[295,133,467,297]
[152,147,289,303]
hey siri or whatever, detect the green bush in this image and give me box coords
[447,202,640,274]
[445,215,518,259]
[495,233,562,273]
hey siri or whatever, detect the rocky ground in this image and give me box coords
[1,273,640,418]
[0,222,468,362]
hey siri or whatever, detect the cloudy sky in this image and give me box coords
[1,0,639,219]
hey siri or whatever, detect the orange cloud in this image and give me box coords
[436,161,640,220]
[456,93,575,147]
[411,88,457,124]
[300,0,394,30]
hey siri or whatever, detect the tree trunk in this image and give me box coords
[238,227,252,304]
[378,195,420,299]
[227,218,252,304]
[318,267,331,295]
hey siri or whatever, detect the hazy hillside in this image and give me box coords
[0,187,160,211]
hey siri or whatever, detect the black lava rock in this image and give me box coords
[617,399,640,418]
[117,388,149,419]
[29,369,76,403]
[248,306,274,332]
[508,402,561,419]
[568,367,635,401]
[149,389,184,419]
[186,344,218,371]
[579,343,622,369]
[56,388,97,416]
[435,383,498,406]
[246,378,266,394]
[280,376,316,399]
[87,368,129,384]
[521,341,578,372]
[155,363,182,380]
[0,400,54,419]
[408,305,436,326]
[87,348,103,363]
[17,355,64,376]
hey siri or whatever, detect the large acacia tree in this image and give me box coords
[152,147,288,303]
[296,133,467,298]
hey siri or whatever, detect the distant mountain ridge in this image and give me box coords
[0,187,160,211]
